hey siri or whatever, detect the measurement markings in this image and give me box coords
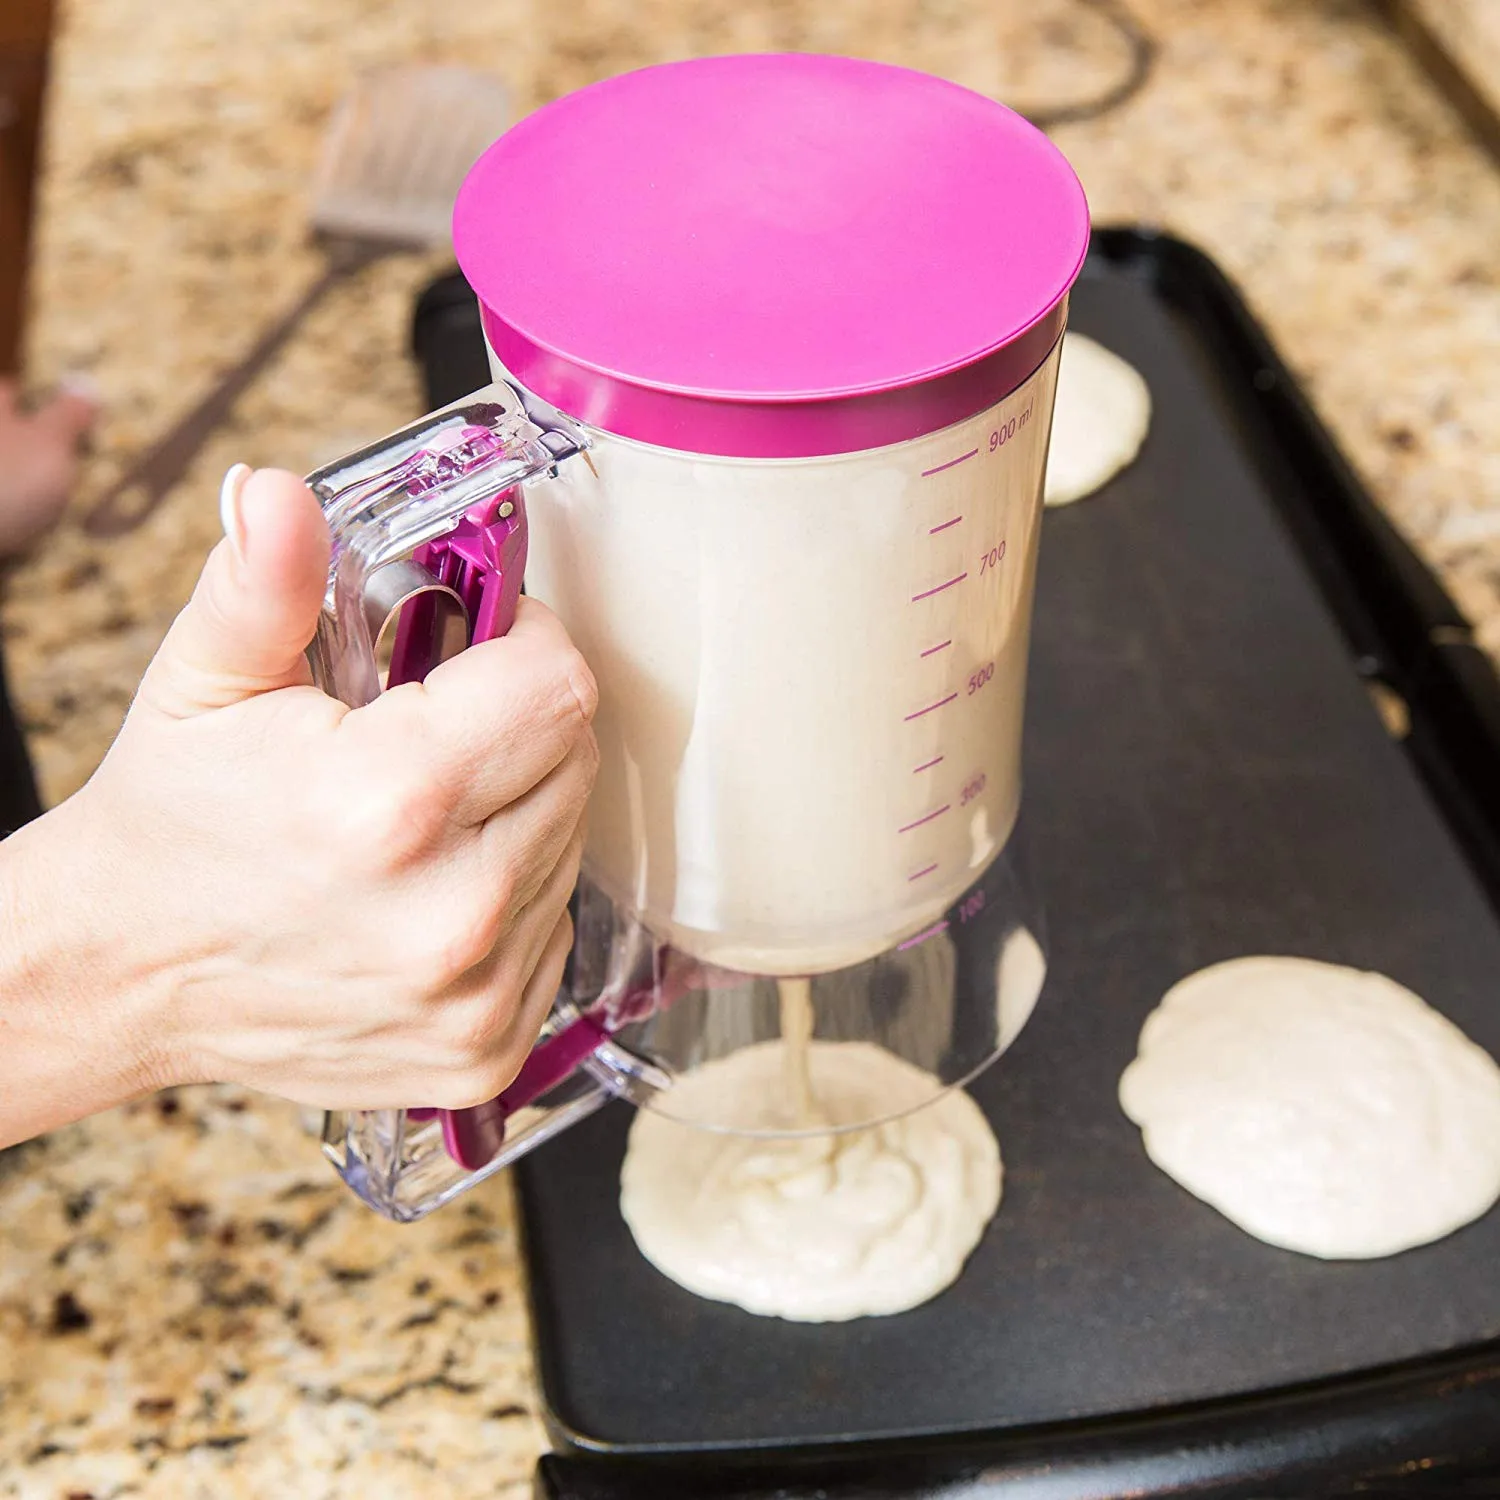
[911,573,967,602]
[899,919,951,951]
[899,804,951,834]
[904,693,958,722]
[928,515,963,535]
[921,449,978,478]
[912,755,944,773]
[907,862,940,882]
[920,639,952,658]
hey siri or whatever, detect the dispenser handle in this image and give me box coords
[307,385,638,1194]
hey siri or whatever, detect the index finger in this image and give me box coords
[359,595,598,825]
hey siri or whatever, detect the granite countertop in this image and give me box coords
[4,0,1500,1495]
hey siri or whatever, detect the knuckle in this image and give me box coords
[428,895,508,984]
[428,1059,520,1111]
[554,647,599,728]
[331,765,448,873]
[427,1009,527,1108]
[487,859,522,922]
[448,996,509,1063]
[421,1071,486,1112]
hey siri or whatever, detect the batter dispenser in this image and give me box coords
[311,53,1089,1220]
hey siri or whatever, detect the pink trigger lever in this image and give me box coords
[386,446,529,692]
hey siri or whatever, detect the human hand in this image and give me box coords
[0,377,99,556]
[48,466,597,1116]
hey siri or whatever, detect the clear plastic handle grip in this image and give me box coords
[305,382,650,1221]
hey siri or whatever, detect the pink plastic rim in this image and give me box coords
[454,54,1090,459]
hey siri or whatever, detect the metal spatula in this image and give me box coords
[83,65,511,537]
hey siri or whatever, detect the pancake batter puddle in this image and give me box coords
[1120,956,1500,1259]
[620,980,1002,1321]
[1043,331,1151,507]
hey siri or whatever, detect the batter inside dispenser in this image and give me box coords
[619,975,1003,1323]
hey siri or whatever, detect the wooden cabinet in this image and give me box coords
[0,0,54,376]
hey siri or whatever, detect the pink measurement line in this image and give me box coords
[899,919,951,951]
[905,693,958,722]
[929,515,963,535]
[913,755,944,773]
[908,862,940,882]
[922,449,978,478]
[912,572,967,602]
[920,639,952,658]
[899,804,951,834]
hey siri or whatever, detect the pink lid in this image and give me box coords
[453,54,1089,458]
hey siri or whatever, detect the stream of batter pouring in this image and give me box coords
[778,976,818,1126]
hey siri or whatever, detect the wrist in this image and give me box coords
[0,788,179,1143]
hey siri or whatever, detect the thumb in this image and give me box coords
[143,466,332,718]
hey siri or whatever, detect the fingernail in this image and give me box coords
[219,464,253,565]
[58,370,101,403]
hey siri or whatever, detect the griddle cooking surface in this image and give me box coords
[513,252,1500,1454]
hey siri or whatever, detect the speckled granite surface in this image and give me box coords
[3,0,1500,1494]
[0,1091,545,1499]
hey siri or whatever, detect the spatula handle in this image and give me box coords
[82,244,381,537]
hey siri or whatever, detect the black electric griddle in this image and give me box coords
[412,231,1500,1496]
